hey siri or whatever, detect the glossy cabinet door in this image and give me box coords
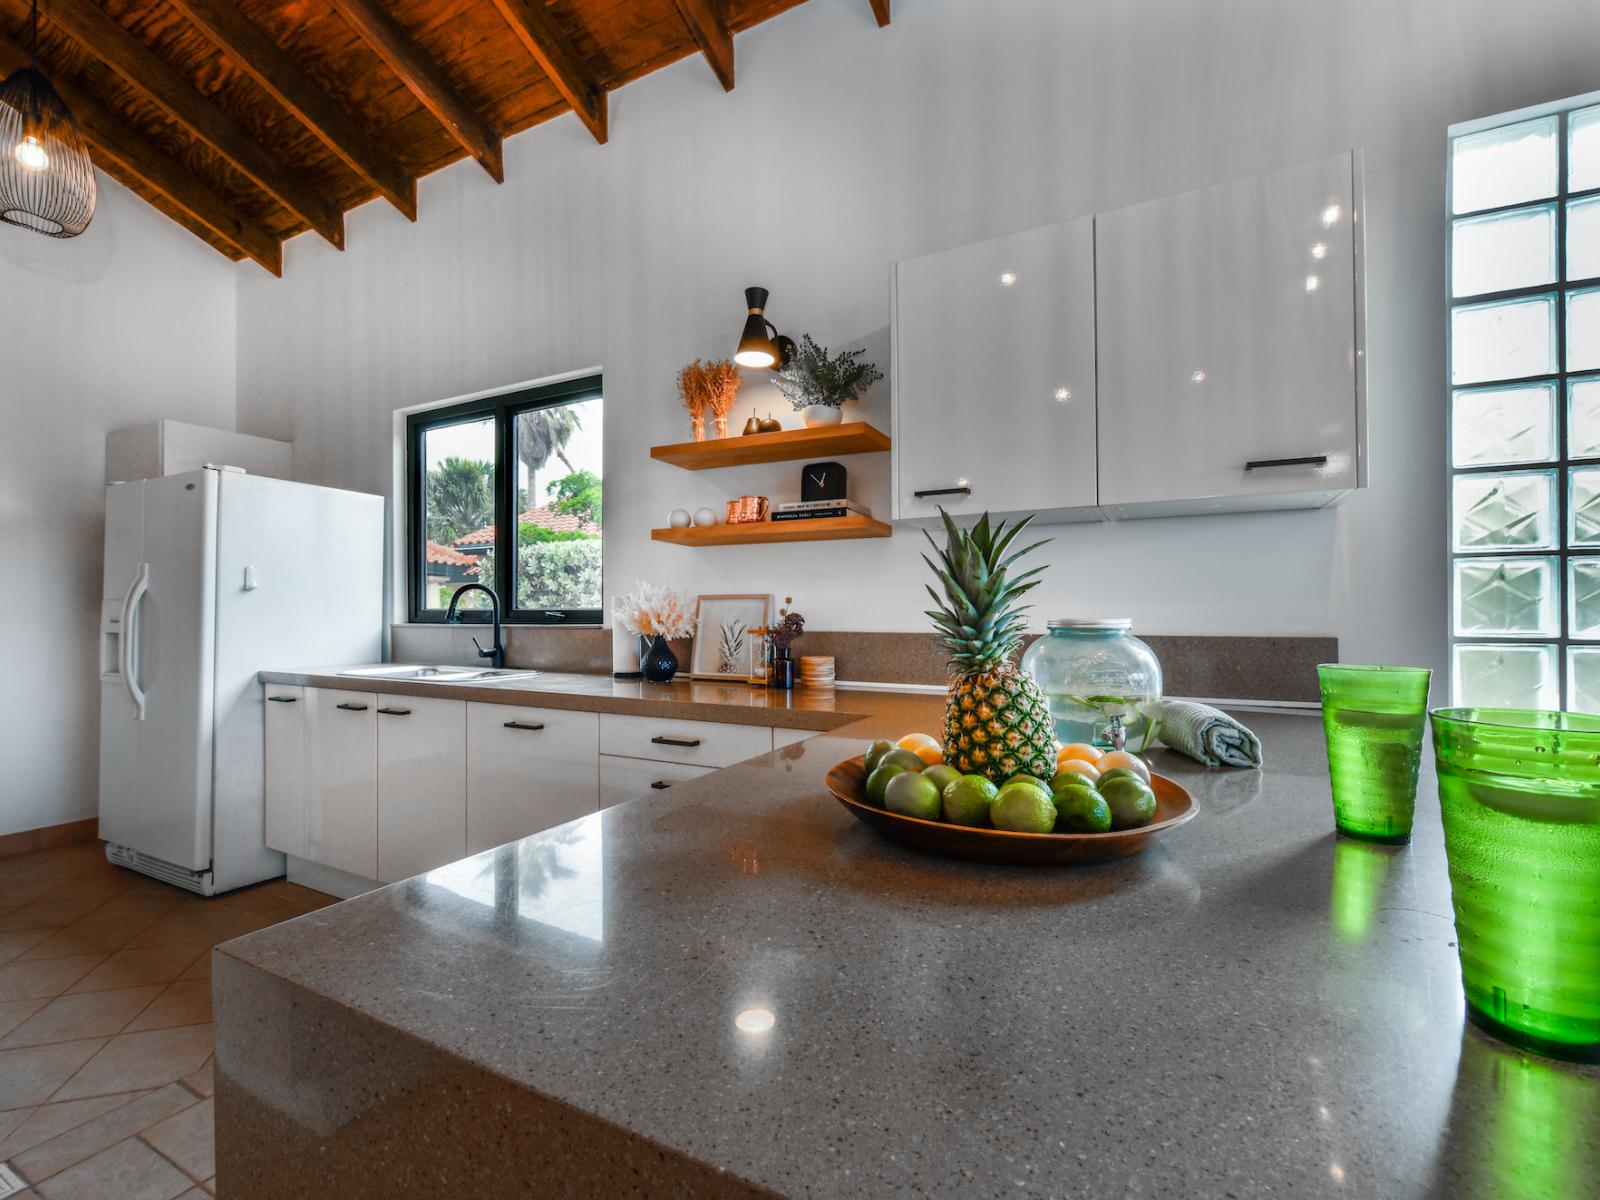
[893,216,1098,521]
[376,694,466,883]
[303,689,377,879]
[466,703,599,854]
[599,755,716,810]
[262,685,305,856]
[1095,152,1362,510]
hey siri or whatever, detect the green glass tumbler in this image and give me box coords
[1317,664,1432,843]
[1431,708,1600,1063]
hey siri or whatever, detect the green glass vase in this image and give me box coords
[1431,708,1600,1063]
[1317,664,1432,843]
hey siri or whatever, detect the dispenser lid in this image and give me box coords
[1047,618,1132,631]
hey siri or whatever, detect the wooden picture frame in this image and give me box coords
[690,594,772,681]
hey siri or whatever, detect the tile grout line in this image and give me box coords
[136,1130,207,1186]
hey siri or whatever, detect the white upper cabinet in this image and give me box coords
[893,216,1098,522]
[1094,152,1364,513]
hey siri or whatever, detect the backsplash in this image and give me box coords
[390,626,1333,703]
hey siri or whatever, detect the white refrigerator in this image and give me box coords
[98,467,384,895]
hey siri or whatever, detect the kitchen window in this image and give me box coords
[407,376,603,625]
[1447,94,1600,708]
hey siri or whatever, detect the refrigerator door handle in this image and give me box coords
[121,562,149,722]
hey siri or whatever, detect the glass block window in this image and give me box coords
[1449,96,1600,710]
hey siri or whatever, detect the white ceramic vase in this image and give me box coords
[802,404,844,427]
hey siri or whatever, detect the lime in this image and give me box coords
[879,748,927,774]
[865,763,908,807]
[1050,771,1101,796]
[1054,788,1112,833]
[1005,774,1051,794]
[1095,767,1143,788]
[885,771,942,820]
[991,782,1057,833]
[923,763,962,794]
[942,775,998,826]
[864,739,895,773]
[1100,775,1157,830]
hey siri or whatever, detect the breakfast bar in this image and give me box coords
[211,697,1600,1199]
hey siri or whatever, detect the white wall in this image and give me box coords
[236,0,1600,684]
[0,175,238,837]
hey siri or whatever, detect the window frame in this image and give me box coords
[406,374,603,626]
[1447,91,1600,709]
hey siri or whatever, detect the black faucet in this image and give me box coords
[444,584,505,669]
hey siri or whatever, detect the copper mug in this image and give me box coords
[727,495,769,524]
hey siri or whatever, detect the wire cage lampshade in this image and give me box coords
[0,64,95,237]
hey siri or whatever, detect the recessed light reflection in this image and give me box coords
[1054,387,1071,402]
[1305,275,1320,293]
[999,272,1018,286]
[1329,1164,1346,1183]
[1190,370,1207,384]
[956,476,970,488]
[735,1007,775,1033]
[1321,204,1341,227]
[1311,242,1328,260]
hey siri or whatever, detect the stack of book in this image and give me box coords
[770,499,872,523]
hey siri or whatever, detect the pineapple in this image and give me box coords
[922,509,1057,784]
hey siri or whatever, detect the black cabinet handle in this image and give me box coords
[378,707,411,716]
[1244,455,1328,470]
[504,721,545,732]
[336,703,369,712]
[650,780,673,790]
[267,695,298,704]
[913,486,972,498]
[651,735,702,748]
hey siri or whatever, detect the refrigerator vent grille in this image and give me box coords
[105,843,213,895]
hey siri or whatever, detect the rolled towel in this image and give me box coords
[1146,699,1263,769]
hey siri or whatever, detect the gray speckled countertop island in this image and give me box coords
[214,699,1600,1200]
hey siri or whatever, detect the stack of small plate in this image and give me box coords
[799,656,836,688]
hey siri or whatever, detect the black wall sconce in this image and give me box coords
[734,286,795,370]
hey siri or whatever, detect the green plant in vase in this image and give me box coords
[772,334,882,428]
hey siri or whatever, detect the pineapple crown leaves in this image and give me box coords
[921,508,1050,668]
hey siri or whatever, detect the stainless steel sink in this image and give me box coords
[336,665,541,684]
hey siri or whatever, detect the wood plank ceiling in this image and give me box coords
[0,0,888,273]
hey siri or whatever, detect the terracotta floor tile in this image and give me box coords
[50,1025,213,1102]
[178,1058,212,1098]
[30,1135,192,1200]
[0,1105,33,1141]
[0,1092,147,1160]
[73,891,187,930]
[0,896,116,933]
[0,997,48,1040]
[139,1096,213,1182]
[0,1039,108,1110]
[122,981,211,1035]
[0,930,55,965]
[175,954,211,983]
[0,987,165,1050]
[123,906,260,951]
[11,1085,196,1183]
[0,957,106,1004]
[17,920,147,962]
[63,945,206,996]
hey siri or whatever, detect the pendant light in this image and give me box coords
[0,0,95,238]
[734,286,795,370]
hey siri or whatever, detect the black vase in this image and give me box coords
[769,646,794,690]
[641,636,678,683]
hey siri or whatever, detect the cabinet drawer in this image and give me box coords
[599,713,772,767]
[599,755,715,810]
[263,684,305,855]
[466,704,599,854]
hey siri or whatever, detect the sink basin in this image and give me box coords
[336,665,542,684]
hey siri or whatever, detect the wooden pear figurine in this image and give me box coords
[758,413,782,433]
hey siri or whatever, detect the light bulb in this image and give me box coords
[734,348,775,369]
[14,136,48,172]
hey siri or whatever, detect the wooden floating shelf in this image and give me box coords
[651,422,891,470]
[652,515,893,547]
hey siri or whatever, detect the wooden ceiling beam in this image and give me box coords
[326,0,504,182]
[672,0,734,92]
[869,0,890,27]
[0,34,281,273]
[44,0,344,249]
[488,0,607,144]
[166,0,417,220]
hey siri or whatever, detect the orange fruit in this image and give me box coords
[1096,750,1151,782]
[1056,742,1104,766]
[1053,758,1101,784]
[898,733,944,765]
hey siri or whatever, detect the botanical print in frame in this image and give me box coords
[690,594,771,680]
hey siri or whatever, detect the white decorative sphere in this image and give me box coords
[668,509,692,529]
[693,507,719,527]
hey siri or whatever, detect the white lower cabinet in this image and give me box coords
[376,694,466,883]
[599,713,772,767]
[599,755,716,810]
[466,703,599,854]
[773,726,818,749]
[263,686,305,855]
[303,689,377,880]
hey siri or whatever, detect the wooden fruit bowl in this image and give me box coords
[825,756,1196,866]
